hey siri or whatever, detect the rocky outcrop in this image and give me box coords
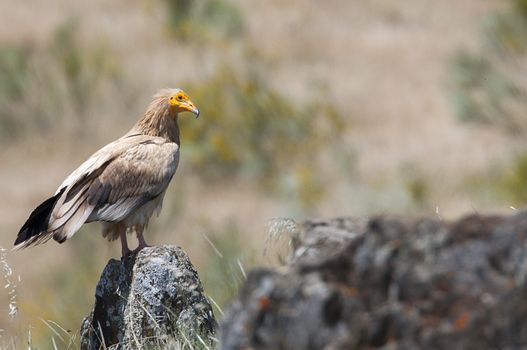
[80,245,216,349]
[220,213,527,350]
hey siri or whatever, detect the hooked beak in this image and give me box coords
[183,100,200,119]
[191,107,200,119]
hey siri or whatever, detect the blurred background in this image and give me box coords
[1,0,527,347]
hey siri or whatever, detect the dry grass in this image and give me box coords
[0,0,521,348]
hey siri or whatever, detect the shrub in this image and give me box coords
[0,20,119,142]
[164,0,244,40]
[181,64,346,207]
[501,153,527,205]
[0,45,32,139]
[449,0,527,138]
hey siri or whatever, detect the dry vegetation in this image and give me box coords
[0,0,524,348]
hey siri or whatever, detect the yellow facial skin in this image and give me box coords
[169,91,200,118]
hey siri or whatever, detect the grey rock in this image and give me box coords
[289,217,366,265]
[220,212,527,350]
[80,245,216,349]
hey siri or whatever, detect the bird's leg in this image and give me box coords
[134,225,150,253]
[119,226,131,258]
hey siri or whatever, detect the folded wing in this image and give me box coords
[15,135,179,248]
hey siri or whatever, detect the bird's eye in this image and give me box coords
[177,95,183,101]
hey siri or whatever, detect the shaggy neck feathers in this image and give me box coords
[131,95,180,144]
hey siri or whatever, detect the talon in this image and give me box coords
[121,249,132,258]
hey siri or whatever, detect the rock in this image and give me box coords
[289,217,365,265]
[80,245,216,349]
[220,212,527,350]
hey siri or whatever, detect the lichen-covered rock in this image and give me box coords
[220,212,527,350]
[80,245,216,349]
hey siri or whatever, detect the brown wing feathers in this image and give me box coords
[50,181,97,243]
[14,170,104,248]
[14,141,177,248]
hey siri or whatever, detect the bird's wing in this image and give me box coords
[85,139,180,223]
[48,134,179,243]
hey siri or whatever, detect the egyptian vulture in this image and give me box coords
[15,88,199,256]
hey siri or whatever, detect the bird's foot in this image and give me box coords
[121,247,132,259]
[130,243,150,255]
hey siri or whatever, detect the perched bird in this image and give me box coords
[14,88,199,257]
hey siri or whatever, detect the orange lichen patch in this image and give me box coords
[258,296,272,311]
[454,311,470,331]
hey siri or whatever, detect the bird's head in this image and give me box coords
[167,89,200,118]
